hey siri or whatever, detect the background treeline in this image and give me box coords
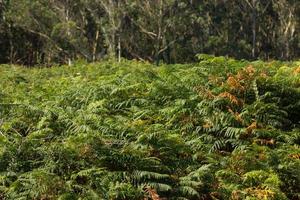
[0,0,299,66]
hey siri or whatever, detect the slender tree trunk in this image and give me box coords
[251,0,256,59]
[9,41,13,64]
[155,0,163,66]
[92,29,99,62]
[284,10,295,60]
[285,42,290,60]
[65,2,72,66]
[118,33,121,62]
[8,23,14,65]
[109,29,116,59]
[47,52,51,66]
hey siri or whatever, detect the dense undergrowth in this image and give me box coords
[0,56,300,200]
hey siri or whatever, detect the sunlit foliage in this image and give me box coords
[0,56,299,199]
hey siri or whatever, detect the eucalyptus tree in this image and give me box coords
[5,0,95,65]
[0,0,299,65]
[3,0,60,64]
[0,0,9,63]
[98,0,123,61]
[273,0,298,59]
[123,0,193,64]
[237,0,274,58]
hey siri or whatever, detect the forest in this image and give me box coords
[0,0,299,65]
[0,0,300,200]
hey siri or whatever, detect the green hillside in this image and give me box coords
[0,56,300,199]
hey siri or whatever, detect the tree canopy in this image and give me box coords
[0,0,299,65]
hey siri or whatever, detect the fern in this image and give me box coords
[0,59,299,199]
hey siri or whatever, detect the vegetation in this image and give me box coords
[0,56,299,199]
[0,0,299,65]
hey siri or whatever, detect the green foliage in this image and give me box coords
[0,57,299,199]
[1,0,299,65]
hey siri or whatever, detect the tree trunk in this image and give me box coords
[283,10,295,60]
[251,0,256,59]
[92,29,99,62]
[8,23,14,65]
[155,0,163,66]
[65,2,72,66]
[109,30,116,59]
[118,33,121,62]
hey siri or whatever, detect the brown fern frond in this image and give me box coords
[244,65,256,76]
[203,121,213,129]
[228,108,243,123]
[236,71,245,81]
[245,187,275,199]
[254,139,275,146]
[246,122,257,134]
[145,186,160,200]
[288,153,300,159]
[194,86,215,99]
[293,66,300,75]
[260,72,268,78]
[208,75,223,85]
[226,76,244,92]
[219,92,240,105]
[231,190,242,200]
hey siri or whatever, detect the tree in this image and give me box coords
[96,0,124,61]
[0,0,299,65]
[273,0,298,60]
[124,0,195,64]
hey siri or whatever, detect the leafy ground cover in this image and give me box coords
[0,56,300,199]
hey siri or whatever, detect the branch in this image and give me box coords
[127,16,157,39]
[157,39,178,55]
[261,1,272,15]
[243,0,254,8]
[25,28,67,55]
